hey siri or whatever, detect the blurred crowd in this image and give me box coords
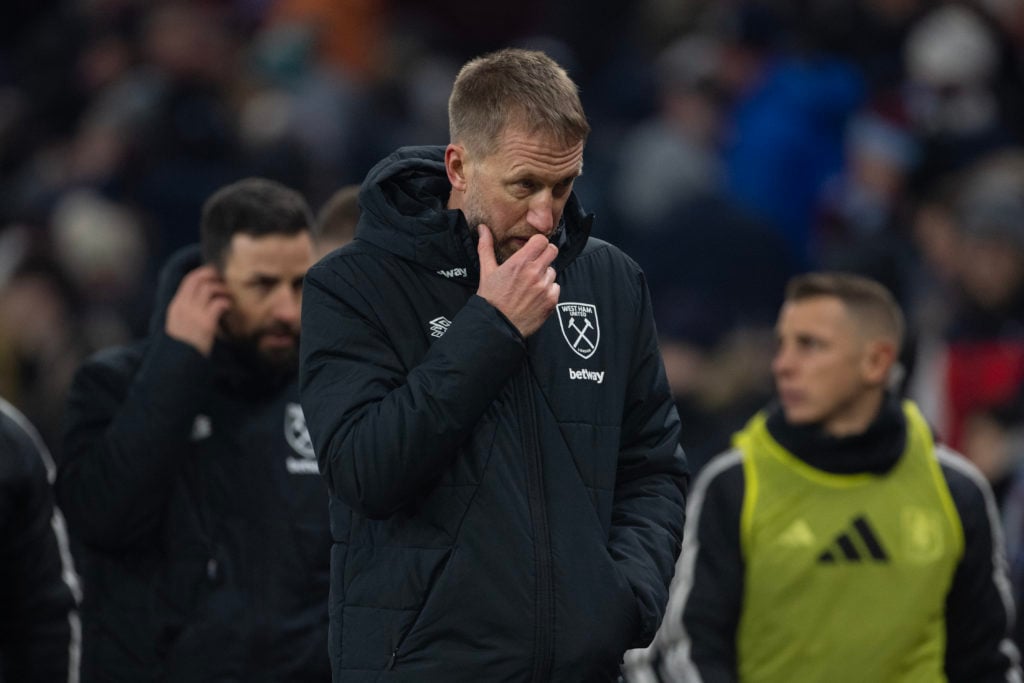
[5,0,1024,565]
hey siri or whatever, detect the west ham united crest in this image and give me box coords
[557,302,600,359]
[284,402,315,460]
[284,402,318,474]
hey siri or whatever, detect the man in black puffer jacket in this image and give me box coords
[299,49,690,682]
[0,396,80,682]
[58,178,332,682]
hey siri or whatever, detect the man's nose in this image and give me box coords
[272,287,302,327]
[527,192,556,236]
[771,345,792,377]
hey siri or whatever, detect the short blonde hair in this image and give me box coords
[785,272,905,352]
[449,48,590,157]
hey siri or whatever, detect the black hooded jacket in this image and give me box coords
[57,245,332,682]
[299,146,689,681]
[0,397,80,682]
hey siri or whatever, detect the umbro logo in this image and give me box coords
[818,515,889,564]
[429,316,452,338]
[190,414,212,441]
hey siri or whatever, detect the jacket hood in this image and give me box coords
[356,145,593,284]
[149,244,202,336]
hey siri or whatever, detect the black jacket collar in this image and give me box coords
[764,393,907,475]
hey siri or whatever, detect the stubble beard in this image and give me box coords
[463,188,512,265]
[469,216,509,264]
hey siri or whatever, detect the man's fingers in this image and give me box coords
[538,242,558,268]
[207,295,232,319]
[179,266,225,302]
[477,225,497,275]
[181,264,221,288]
[519,234,552,261]
[194,279,230,307]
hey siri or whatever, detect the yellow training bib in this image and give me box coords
[733,402,963,683]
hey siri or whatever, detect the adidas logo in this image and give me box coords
[818,515,889,564]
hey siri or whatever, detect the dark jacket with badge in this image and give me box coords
[299,146,689,681]
[56,246,332,682]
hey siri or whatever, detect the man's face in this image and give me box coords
[219,231,313,367]
[449,126,584,263]
[771,296,881,435]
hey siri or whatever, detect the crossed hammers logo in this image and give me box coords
[567,316,594,350]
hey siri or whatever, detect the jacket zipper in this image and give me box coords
[514,372,555,681]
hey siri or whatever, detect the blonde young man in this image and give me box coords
[625,272,1021,682]
[299,49,689,681]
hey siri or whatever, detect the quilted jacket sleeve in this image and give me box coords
[299,259,527,519]
[610,268,690,647]
[57,335,213,550]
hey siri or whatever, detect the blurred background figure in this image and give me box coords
[0,254,88,459]
[0,395,80,683]
[645,197,798,473]
[719,2,867,267]
[609,33,727,239]
[909,151,1024,476]
[903,3,1017,191]
[57,178,331,682]
[312,183,359,258]
[814,97,921,302]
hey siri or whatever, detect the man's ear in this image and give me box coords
[862,338,898,386]
[445,143,468,192]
